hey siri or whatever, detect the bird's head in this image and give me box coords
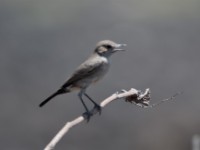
[94,40,126,57]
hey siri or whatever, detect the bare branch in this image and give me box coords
[125,89,182,108]
[43,88,181,150]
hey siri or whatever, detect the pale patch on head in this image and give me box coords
[96,40,117,48]
[98,47,108,54]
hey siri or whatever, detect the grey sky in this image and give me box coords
[1,0,200,149]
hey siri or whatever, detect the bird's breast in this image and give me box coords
[92,59,110,83]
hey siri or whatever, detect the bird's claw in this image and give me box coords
[94,104,102,115]
[83,111,93,122]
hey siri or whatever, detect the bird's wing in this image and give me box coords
[61,60,104,89]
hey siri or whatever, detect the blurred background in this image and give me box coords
[1,0,200,149]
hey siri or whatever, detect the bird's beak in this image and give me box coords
[113,44,127,52]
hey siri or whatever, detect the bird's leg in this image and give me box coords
[78,92,92,122]
[84,93,101,115]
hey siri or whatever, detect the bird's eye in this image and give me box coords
[104,45,112,49]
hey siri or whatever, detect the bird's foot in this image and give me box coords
[94,104,102,115]
[83,111,93,122]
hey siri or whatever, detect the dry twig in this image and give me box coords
[44,88,181,150]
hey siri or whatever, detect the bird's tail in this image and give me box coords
[39,89,66,107]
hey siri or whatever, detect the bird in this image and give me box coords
[39,40,126,120]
